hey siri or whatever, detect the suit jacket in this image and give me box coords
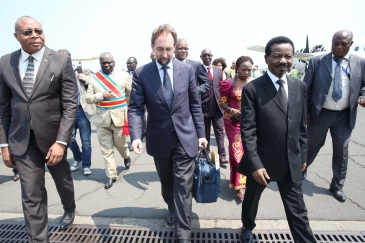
[304,52,365,129]
[185,59,200,82]
[0,46,78,156]
[237,73,307,182]
[85,68,131,128]
[77,66,96,120]
[199,65,224,117]
[128,59,205,159]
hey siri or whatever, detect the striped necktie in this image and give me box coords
[23,56,35,97]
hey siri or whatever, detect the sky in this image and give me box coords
[1,0,364,72]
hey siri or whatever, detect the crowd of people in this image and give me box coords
[1,15,365,243]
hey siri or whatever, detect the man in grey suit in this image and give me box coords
[0,16,77,242]
[58,49,96,176]
[128,24,208,243]
[304,30,365,202]
[238,36,316,243]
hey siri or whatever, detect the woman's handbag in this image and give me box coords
[193,145,220,203]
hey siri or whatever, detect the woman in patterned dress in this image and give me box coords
[219,56,253,199]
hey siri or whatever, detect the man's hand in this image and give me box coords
[302,163,307,172]
[77,73,86,82]
[198,138,208,148]
[252,168,270,186]
[306,115,311,125]
[132,139,143,154]
[1,147,16,168]
[102,90,116,99]
[46,143,66,166]
[358,97,365,107]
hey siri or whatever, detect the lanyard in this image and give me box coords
[334,58,350,78]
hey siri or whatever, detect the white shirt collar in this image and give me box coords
[266,69,288,84]
[156,59,174,70]
[20,47,45,63]
[332,52,350,60]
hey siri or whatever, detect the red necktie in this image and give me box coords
[207,67,213,81]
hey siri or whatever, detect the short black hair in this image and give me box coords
[265,36,294,56]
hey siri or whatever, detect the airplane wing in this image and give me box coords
[71,57,99,61]
[247,46,313,62]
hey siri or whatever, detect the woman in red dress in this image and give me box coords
[219,56,253,199]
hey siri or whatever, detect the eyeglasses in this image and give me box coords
[126,62,136,65]
[17,29,43,36]
[201,54,212,58]
[100,61,113,65]
[177,47,189,51]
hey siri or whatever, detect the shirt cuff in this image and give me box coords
[100,92,104,100]
[56,141,67,146]
[0,144,9,147]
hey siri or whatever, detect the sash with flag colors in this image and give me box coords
[92,70,130,136]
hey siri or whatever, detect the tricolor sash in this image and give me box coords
[92,70,127,110]
[92,70,130,135]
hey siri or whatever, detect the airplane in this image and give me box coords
[247,36,365,78]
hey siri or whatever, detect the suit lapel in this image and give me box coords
[349,54,359,80]
[287,76,295,114]
[324,53,333,77]
[171,59,181,109]
[262,73,287,115]
[11,50,28,99]
[148,62,169,108]
[30,47,52,99]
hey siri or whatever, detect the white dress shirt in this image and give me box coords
[322,53,350,110]
[267,70,289,100]
[156,60,174,91]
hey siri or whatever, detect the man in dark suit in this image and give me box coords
[128,24,207,243]
[237,36,316,243]
[0,16,77,242]
[126,56,137,78]
[199,49,228,164]
[304,30,365,202]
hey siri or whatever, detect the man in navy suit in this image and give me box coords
[199,49,228,164]
[128,24,207,243]
[304,30,365,202]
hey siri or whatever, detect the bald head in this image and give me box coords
[200,49,213,66]
[331,30,354,58]
[14,16,40,31]
[332,30,353,41]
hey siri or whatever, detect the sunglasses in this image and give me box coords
[126,62,136,65]
[201,54,212,57]
[18,29,43,36]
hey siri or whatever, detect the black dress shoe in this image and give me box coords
[302,171,307,180]
[329,187,346,202]
[124,157,131,169]
[60,211,75,230]
[240,228,253,243]
[175,240,191,243]
[105,178,116,189]
[166,212,174,226]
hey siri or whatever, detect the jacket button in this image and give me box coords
[26,118,29,121]
[288,134,291,138]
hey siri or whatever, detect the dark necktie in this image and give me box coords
[276,79,288,112]
[207,66,213,81]
[23,56,35,97]
[162,66,173,108]
[332,57,344,102]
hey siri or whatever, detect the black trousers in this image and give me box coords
[307,108,352,190]
[154,132,194,240]
[13,130,75,243]
[241,169,316,243]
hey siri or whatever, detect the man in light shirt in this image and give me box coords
[0,16,77,242]
[304,30,365,202]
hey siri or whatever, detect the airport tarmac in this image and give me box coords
[0,108,364,233]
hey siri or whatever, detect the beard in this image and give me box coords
[157,56,172,66]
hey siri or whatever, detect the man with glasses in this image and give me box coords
[0,16,77,242]
[199,49,228,164]
[86,52,132,189]
[129,24,207,243]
